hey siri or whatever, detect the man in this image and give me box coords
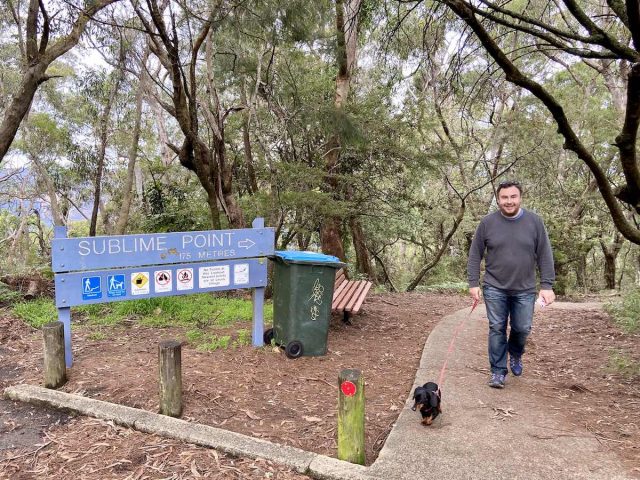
[467,180,555,389]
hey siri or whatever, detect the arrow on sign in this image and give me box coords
[238,239,256,249]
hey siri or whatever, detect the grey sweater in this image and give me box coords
[467,209,555,292]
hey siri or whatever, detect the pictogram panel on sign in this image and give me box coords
[234,263,250,285]
[82,276,101,300]
[154,270,172,293]
[131,272,150,295]
[107,274,126,298]
[176,268,193,291]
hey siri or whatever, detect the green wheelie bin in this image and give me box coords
[265,251,344,358]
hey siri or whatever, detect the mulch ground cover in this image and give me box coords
[1,293,639,479]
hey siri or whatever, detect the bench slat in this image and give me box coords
[333,281,361,312]
[331,268,372,318]
[337,281,360,310]
[348,281,373,314]
[332,280,357,311]
[344,281,368,312]
[332,281,348,302]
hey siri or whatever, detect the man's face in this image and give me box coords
[497,186,522,217]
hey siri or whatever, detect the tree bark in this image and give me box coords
[90,67,123,236]
[349,217,374,279]
[600,234,623,289]
[240,81,259,195]
[114,50,148,235]
[442,0,640,245]
[32,208,48,257]
[0,0,120,164]
[321,0,361,260]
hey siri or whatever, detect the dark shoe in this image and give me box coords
[509,355,523,376]
[488,373,506,389]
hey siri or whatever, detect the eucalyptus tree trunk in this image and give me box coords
[349,216,374,279]
[30,155,64,226]
[240,81,258,195]
[0,0,120,164]
[32,209,48,257]
[8,203,29,261]
[321,0,361,261]
[114,50,149,235]
[90,65,124,236]
[134,0,244,230]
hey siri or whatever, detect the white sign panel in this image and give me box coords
[176,268,194,291]
[131,272,150,295]
[154,270,172,293]
[199,265,230,288]
[234,263,250,285]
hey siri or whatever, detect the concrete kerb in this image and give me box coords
[3,384,369,480]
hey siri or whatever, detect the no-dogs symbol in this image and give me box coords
[131,272,150,295]
[176,268,194,291]
[155,270,172,293]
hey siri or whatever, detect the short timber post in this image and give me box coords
[158,340,182,417]
[43,321,67,388]
[337,368,365,465]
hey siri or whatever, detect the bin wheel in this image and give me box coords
[285,341,304,359]
[263,328,274,345]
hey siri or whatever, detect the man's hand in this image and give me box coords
[538,289,555,306]
[469,287,481,302]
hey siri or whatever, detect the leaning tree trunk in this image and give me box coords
[0,0,120,164]
[406,201,466,292]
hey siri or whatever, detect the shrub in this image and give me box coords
[604,289,640,333]
[0,282,22,306]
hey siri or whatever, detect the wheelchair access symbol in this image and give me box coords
[107,274,126,298]
[81,276,102,301]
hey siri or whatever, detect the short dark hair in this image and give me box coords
[496,180,522,195]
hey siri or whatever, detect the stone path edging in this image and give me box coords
[3,384,370,480]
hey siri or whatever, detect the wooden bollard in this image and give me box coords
[43,321,66,388]
[337,369,365,465]
[158,340,182,417]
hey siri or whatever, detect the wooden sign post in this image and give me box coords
[337,368,365,465]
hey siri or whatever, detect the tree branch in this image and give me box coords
[444,0,640,244]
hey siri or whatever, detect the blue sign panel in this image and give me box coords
[81,276,101,300]
[107,274,126,298]
[51,227,275,273]
[55,258,268,308]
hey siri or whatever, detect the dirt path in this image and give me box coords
[1,294,638,478]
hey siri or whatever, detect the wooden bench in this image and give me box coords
[331,268,373,324]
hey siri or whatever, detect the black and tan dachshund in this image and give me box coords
[412,381,442,426]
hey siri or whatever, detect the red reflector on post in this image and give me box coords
[341,380,356,396]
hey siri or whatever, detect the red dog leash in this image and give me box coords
[436,298,479,387]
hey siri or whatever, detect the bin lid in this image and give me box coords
[274,250,345,267]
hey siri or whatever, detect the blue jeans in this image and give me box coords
[483,285,535,375]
